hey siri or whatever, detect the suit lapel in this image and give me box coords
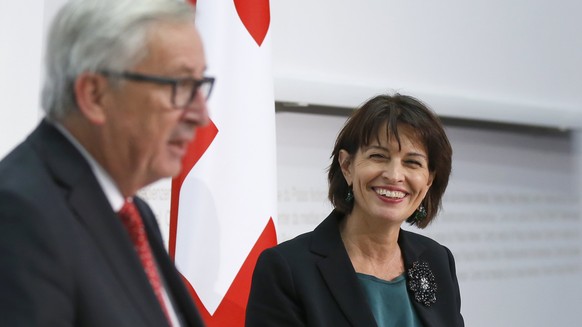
[135,197,204,327]
[310,212,447,327]
[31,121,169,327]
[399,230,441,327]
[312,211,378,327]
[68,183,169,326]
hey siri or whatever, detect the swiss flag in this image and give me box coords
[168,0,277,326]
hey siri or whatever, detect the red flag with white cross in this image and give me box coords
[169,0,277,326]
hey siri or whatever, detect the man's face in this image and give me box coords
[103,22,208,189]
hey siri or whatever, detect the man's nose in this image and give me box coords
[181,90,210,126]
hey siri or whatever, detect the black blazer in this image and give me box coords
[246,210,464,327]
[0,121,204,327]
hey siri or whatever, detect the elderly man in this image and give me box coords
[0,0,212,326]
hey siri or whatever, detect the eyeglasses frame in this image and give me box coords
[99,70,215,109]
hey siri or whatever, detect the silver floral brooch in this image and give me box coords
[407,261,437,306]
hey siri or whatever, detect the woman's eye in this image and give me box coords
[406,160,423,167]
[369,153,386,159]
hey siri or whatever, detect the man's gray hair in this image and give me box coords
[42,0,196,121]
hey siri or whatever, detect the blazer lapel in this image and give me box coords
[312,211,378,327]
[135,197,204,327]
[399,230,441,327]
[31,121,169,326]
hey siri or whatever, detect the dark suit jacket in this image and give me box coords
[246,210,464,327]
[0,120,204,327]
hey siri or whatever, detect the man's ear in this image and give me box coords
[338,149,353,186]
[74,72,109,125]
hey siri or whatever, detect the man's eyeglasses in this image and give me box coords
[100,70,215,109]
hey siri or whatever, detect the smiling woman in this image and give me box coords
[328,95,452,229]
[338,123,435,234]
[247,93,464,327]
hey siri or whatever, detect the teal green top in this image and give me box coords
[357,273,423,327]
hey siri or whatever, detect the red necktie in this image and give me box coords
[118,200,172,326]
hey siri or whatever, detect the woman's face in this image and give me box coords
[340,124,434,226]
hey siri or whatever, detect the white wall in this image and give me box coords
[270,0,582,129]
[0,1,46,157]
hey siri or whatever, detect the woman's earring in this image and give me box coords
[345,189,354,202]
[412,205,427,223]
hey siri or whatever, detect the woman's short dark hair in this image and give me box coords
[327,93,452,228]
